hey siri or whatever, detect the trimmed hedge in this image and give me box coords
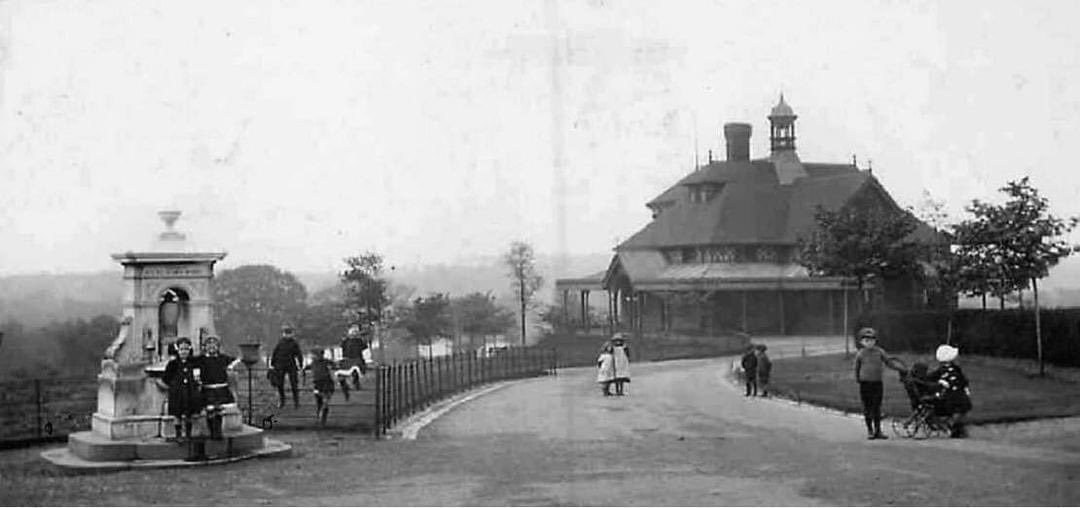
[538,332,749,369]
[855,308,1080,367]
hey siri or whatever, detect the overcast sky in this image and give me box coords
[2,0,1079,276]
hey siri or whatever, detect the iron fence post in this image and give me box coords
[393,364,400,426]
[423,359,429,407]
[374,366,382,437]
[35,379,43,440]
[406,363,413,416]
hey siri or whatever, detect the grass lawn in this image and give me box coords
[767,353,1080,424]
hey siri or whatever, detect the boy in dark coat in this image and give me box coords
[270,323,304,408]
[161,337,201,442]
[740,346,759,397]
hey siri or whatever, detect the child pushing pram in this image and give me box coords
[892,344,973,439]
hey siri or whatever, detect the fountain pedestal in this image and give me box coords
[41,211,289,470]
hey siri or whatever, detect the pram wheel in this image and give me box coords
[891,416,919,438]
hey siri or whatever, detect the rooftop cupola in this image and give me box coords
[768,93,797,153]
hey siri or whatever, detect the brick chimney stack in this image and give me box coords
[723,123,752,162]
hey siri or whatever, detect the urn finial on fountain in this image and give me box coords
[157,210,185,242]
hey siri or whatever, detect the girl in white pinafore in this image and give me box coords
[611,334,631,396]
[597,342,615,397]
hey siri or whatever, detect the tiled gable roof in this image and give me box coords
[623,180,791,248]
[782,171,872,241]
[646,159,777,207]
[622,159,935,249]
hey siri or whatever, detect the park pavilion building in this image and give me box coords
[555,96,941,337]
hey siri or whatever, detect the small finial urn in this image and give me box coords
[157,210,186,241]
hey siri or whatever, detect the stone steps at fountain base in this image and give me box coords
[63,424,267,462]
[41,434,290,474]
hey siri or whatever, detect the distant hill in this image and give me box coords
[0,253,614,329]
[11,250,1076,328]
[0,271,122,329]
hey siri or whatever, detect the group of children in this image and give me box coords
[596,334,631,396]
[302,325,371,426]
[164,324,372,438]
[160,335,241,443]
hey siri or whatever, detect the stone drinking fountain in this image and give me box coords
[42,211,290,471]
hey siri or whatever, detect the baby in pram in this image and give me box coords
[896,345,972,438]
[900,362,944,412]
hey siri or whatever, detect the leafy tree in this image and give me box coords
[0,319,60,380]
[798,206,922,309]
[213,265,308,350]
[399,293,452,358]
[962,178,1077,375]
[451,292,515,349]
[910,191,971,341]
[341,252,391,328]
[503,241,543,346]
[798,203,923,353]
[953,209,1015,309]
[54,315,120,374]
[296,299,349,347]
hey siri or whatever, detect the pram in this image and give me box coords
[890,360,956,439]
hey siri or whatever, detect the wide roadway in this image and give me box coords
[4,337,1077,505]
[307,337,1080,505]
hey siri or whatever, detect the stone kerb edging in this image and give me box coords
[392,381,517,440]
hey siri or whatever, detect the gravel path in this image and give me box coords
[3,337,1077,505]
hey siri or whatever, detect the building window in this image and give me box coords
[681,247,699,263]
[756,246,777,263]
[705,246,737,263]
[687,184,724,203]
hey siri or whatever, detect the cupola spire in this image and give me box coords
[768,93,797,153]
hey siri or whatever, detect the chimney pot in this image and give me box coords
[723,123,752,162]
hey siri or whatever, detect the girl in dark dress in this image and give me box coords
[198,336,240,440]
[162,337,201,442]
[930,344,973,438]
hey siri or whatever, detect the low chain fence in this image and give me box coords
[373,347,558,437]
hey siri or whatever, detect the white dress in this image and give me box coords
[612,346,630,381]
[597,353,615,384]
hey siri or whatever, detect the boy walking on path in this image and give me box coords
[270,323,304,409]
[755,345,772,397]
[740,346,759,397]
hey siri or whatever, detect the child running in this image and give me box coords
[305,348,336,425]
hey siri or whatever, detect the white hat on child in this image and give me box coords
[936,344,959,363]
